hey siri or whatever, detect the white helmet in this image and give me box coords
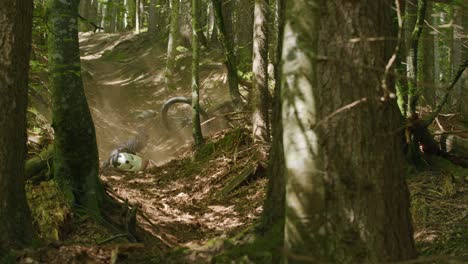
[112,152,144,172]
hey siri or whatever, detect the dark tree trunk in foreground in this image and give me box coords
[251,0,271,157]
[283,0,416,263]
[0,0,35,252]
[191,0,204,147]
[47,0,106,214]
[212,0,242,108]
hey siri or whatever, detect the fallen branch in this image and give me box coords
[78,14,104,32]
[26,144,54,180]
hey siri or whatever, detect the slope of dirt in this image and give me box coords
[79,31,234,165]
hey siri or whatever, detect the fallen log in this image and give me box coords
[26,144,54,180]
[434,133,468,158]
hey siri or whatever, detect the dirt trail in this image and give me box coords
[76,32,264,262]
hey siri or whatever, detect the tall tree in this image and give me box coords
[135,0,141,33]
[47,0,106,214]
[283,0,417,262]
[212,0,243,107]
[164,0,180,90]
[0,0,35,252]
[418,1,435,107]
[191,0,204,147]
[259,0,285,260]
[461,4,468,118]
[148,0,158,33]
[252,0,270,158]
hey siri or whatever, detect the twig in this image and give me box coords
[78,14,104,32]
[380,0,404,97]
[312,97,368,129]
[97,233,128,245]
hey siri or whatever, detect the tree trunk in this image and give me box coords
[235,0,254,72]
[0,0,35,252]
[461,5,468,119]
[164,0,180,90]
[259,0,285,260]
[407,0,427,117]
[283,1,417,262]
[148,0,157,33]
[191,0,204,147]
[212,0,242,108]
[251,0,270,155]
[47,0,106,214]
[418,1,435,107]
[135,0,140,33]
[450,5,462,109]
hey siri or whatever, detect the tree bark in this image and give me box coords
[47,0,106,214]
[259,0,285,260]
[418,1,435,107]
[252,0,271,155]
[0,0,35,252]
[148,0,158,33]
[191,0,204,147]
[283,0,417,262]
[135,0,140,33]
[235,0,254,72]
[212,0,242,108]
[164,0,181,90]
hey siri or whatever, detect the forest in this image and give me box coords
[0,0,467,263]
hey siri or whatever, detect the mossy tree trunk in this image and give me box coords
[47,0,106,215]
[212,0,243,108]
[259,0,285,260]
[0,0,35,252]
[191,0,204,147]
[235,0,254,72]
[252,0,271,158]
[406,0,427,117]
[283,0,417,262]
[164,0,180,90]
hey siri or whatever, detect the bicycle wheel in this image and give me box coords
[161,96,208,131]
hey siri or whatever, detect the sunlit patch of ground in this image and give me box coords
[102,128,267,253]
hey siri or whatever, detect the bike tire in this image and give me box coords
[160,96,208,131]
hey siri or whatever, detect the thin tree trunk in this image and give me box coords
[461,5,468,119]
[135,0,140,33]
[407,0,427,117]
[259,0,285,260]
[235,0,254,72]
[418,1,435,107]
[47,0,106,214]
[212,0,242,107]
[148,0,157,33]
[0,0,35,252]
[191,0,204,147]
[451,5,462,109]
[252,0,270,155]
[164,0,180,90]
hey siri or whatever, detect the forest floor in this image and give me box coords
[16,32,468,263]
